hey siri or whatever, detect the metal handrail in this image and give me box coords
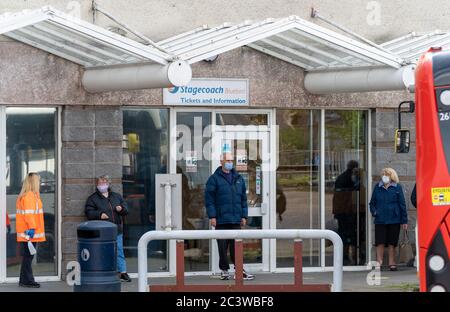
[138,229,343,292]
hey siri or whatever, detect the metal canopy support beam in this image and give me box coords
[157,25,210,46]
[247,43,314,70]
[258,38,330,67]
[82,60,192,93]
[47,15,170,65]
[160,23,236,51]
[91,1,174,56]
[182,20,298,63]
[1,7,173,67]
[304,65,415,94]
[31,23,134,63]
[287,28,378,67]
[292,18,403,68]
[5,31,93,67]
[381,32,418,50]
[274,33,354,66]
[395,33,450,56]
[12,28,110,66]
[382,31,445,52]
[172,19,279,55]
[0,10,49,34]
[260,39,328,66]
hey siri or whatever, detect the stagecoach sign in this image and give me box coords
[163,78,249,106]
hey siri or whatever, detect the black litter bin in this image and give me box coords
[74,220,121,292]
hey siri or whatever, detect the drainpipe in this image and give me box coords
[304,65,415,94]
[82,60,192,93]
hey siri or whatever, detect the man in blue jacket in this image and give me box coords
[205,152,254,280]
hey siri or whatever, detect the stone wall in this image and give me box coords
[61,106,123,276]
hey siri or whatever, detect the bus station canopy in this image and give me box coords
[1,6,450,93]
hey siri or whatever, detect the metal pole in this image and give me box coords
[310,8,393,55]
[138,229,343,292]
[356,112,360,265]
[91,1,175,57]
[163,183,172,231]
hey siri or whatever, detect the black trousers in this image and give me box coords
[20,242,36,284]
[216,224,241,271]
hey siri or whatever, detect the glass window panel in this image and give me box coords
[6,107,58,277]
[122,109,169,272]
[325,111,367,266]
[176,112,211,272]
[276,109,321,267]
[216,114,268,126]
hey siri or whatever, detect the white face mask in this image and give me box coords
[381,175,390,184]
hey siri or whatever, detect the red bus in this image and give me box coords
[415,47,450,292]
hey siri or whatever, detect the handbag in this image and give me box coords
[398,229,413,264]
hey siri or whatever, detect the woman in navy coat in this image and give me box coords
[369,168,408,271]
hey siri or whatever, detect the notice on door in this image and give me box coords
[185,151,198,173]
[236,149,248,171]
[431,187,450,205]
[256,166,261,195]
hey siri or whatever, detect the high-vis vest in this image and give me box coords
[16,192,46,243]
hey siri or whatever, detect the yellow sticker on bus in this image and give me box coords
[431,187,450,205]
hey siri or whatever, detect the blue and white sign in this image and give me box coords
[163,78,249,106]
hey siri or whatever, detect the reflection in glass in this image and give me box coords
[122,109,169,272]
[176,112,211,271]
[276,110,321,267]
[325,111,367,266]
[6,108,57,277]
[227,138,264,264]
[216,114,268,126]
[243,217,262,263]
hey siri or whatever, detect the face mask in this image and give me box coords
[224,162,233,170]
[381,175,390,184]
[97,184,109,193]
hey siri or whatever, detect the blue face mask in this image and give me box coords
[97,184,109,193]
[224,162,233,170]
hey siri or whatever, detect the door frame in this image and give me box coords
[211,127,270,273]
[0,106,61,283]
[170,108,274,274]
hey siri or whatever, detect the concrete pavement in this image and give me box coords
[0,266,419,292]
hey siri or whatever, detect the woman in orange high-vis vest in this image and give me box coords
[15,172,45,288]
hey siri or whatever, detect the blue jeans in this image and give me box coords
[117,234,127,273]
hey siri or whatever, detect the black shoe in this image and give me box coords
[19,282,40,288]
[120,273,132,282]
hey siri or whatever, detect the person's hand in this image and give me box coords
[210,218,217,228]
[241,218,247,227]
[26,229,35,238]
[149,215,155,224]
[116,205,122,212]
[402,224,408,230]
[100,213,109,220]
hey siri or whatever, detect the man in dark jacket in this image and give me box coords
[205,152,254,280]
[85,175,131,282]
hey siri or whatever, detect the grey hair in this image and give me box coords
[96,175,111,184]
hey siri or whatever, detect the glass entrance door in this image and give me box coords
[0,107,58,282]
[211,127,270,272]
